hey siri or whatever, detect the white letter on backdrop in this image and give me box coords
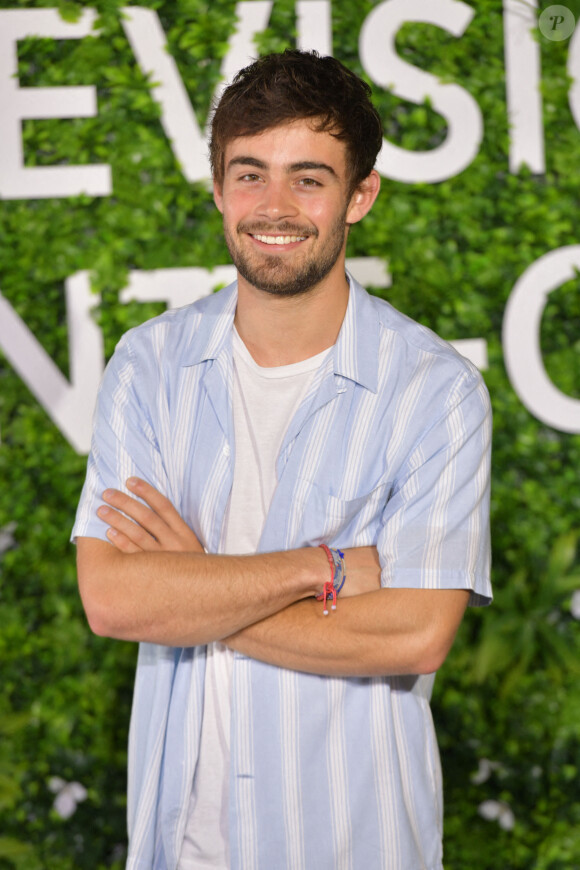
[568,18,580,129]
[0,273,104,453]
[0,257,391,451]
[503,246,580,433]
[359,0,483,183]
[0,9,111,200]
[119,258,390,309]
[297,1,333,55]
[120,266,238,309]
[120,6,209,181]
[503,0,545,174]
[217,1,273,101]
[122,3,273,182]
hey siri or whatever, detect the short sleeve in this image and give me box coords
[71,331,170,543]
[377,369,492,606]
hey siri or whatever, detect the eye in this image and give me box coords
[239,173,262,183]
[297,177,321,187]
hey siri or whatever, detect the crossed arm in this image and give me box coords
[76,478,469,677]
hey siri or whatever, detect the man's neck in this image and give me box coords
[234,270,350,367]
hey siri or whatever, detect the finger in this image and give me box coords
[98,504,160,551]
[126,478,190,534]
[102,488,174,542]
[106,527,144,554]
[126,479,204,553]
[102,487,202,553]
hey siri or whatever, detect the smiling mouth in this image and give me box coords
[251,233,307,245]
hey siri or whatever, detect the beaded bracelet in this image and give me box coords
[316,545,346,615]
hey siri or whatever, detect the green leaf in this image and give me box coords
[0,836,39,860]
[546,532,579,582]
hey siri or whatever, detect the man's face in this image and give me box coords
[213,120,358,298]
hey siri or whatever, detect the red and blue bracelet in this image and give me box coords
[316,544,346,615]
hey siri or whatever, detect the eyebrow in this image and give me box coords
[226,156,339,179]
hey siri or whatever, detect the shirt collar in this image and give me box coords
[180,281,238,366]
[332,272,380,393]
[180,271,380,393]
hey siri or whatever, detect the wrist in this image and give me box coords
[315,545,346,615]
[296,546,331,598]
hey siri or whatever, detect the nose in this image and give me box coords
[256,179,298,222]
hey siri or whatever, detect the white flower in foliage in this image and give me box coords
[471,758,503,785]
[571,590,580,620]
[0,522,16,554]
[478,799,515,831]
[48,777,88,819]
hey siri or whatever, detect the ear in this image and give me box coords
[345,170,381,225]
[213,178,224,214]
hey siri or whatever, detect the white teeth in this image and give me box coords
[253,234,306,245]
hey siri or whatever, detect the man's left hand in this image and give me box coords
[97,478,203,554]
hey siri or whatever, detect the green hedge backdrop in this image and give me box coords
[1,1,580,867]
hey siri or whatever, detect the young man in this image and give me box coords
[74,50,492,870]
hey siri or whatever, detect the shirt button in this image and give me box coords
[223,445,231,457]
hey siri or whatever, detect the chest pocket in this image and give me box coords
[288,478,392,547]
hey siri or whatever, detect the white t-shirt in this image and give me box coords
[178,330,329,868]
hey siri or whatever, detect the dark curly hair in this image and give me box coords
[210,50,383,194]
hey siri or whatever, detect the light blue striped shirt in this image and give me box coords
[73,274,492,870]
